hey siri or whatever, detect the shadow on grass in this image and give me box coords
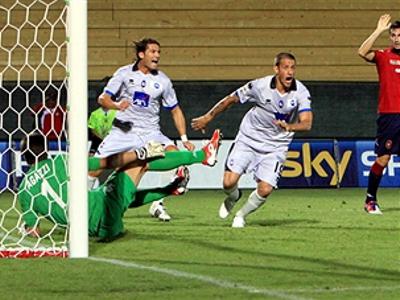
[120,226,400,283]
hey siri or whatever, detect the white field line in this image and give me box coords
[89,256,400,298]
[2,235,398,297]
[88,256,312,300]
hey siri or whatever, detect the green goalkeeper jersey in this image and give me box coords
[18,154,137,238]
[18,154,69,229]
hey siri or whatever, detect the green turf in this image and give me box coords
[0,188,399,300]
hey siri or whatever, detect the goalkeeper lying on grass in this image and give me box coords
[18,130,221,240]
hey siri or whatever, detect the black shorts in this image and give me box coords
[375,114,400,156]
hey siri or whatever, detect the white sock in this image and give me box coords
[87,175,99,190]
[224,185,240,201]
[236,190,267,218]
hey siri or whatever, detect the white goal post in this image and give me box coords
[67,0,88,258]
[0,0,88,258]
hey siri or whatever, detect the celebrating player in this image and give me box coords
[91,38,195,221]
[358,14,400,214]
[192,53,313,228]
[18,130,220,240]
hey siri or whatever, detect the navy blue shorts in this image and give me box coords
[375,114,400,156]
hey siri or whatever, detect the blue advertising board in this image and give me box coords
[355,141,400,187]
[0,139,398,190]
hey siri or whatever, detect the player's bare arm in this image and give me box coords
[98,92,130,111]
[191,94,239,132]
[358,14,391,62]
[275,111,313,132]
[170,106,195,151]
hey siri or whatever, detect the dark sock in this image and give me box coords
[366,162,384,202]
[129,185,175,208]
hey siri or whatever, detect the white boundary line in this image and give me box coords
[89,256,400,298]
[88,256,312,300]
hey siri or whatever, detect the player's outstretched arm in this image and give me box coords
[170,105,195,151]
[358,14,391,62]
[191,95,239,133]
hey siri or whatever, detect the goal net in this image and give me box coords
[0,0,86,258]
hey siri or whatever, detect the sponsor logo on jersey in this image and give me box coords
[389,59,400,65]
[141,80,146,87]
[274,112,290,121]
[133,91,150,107]
[278,100,284,108]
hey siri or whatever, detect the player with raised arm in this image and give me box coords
[192,53,313,228]
[91,38,195,221]
[19,129,221,239]
[358,14,400,214]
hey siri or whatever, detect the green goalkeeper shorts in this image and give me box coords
[88,172,137,238]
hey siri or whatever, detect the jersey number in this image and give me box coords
[41,179,66,210]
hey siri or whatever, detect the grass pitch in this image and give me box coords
[1,188,399,300]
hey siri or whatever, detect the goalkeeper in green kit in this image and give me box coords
[18,129,221,240]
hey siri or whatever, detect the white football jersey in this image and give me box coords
[232,75,312,152]
[104,63,179,133]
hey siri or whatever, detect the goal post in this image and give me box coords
[0,0,88,258]
[67,0,88,258]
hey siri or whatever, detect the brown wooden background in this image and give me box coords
[0,0,398,81]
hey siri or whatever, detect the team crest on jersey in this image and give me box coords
[129,79,134,84]
[385,139,393,150]
[228,158,234,167]
[141,80,146,87]
[154,82,160,89]
[290,99,296,106]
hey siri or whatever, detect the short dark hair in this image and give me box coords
[390,21,400,31]
[20,132,48,165]
[274,52,296,66]
[133,38,160,60]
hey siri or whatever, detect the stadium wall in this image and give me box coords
[1,0,399,82]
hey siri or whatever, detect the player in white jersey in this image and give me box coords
[192,53,313,228]
[92,38,195,221]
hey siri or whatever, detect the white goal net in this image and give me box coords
[0,0,74,258]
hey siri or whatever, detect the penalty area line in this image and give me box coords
[88,256,312,300]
